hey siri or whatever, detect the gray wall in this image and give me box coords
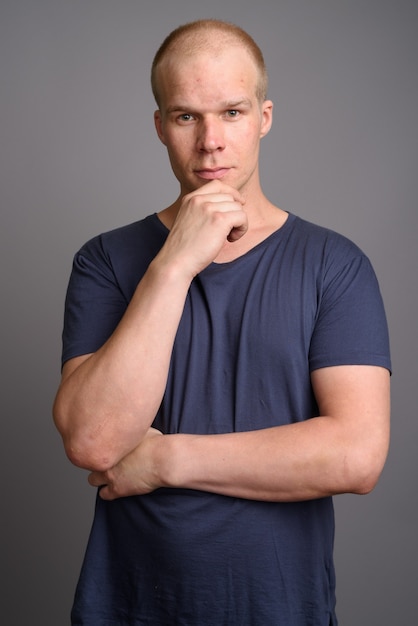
[2,1,417,624]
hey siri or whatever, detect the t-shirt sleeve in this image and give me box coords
[309,250,391,373]
[61,237,128,366]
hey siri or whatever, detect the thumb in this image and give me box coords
[98,484,114,501]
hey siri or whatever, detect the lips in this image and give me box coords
[194,167,230,180]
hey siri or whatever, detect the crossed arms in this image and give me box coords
[53,182,390,503]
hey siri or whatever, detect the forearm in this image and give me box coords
[53,257,191,471]
[54,182,249,471]
[90,367,390,502]
[159,417,389,502]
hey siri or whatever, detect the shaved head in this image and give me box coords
[151,19,268,107]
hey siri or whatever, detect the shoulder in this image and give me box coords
[79,214,166,259]
[289,214,363,254]
[283,214,369,279]
[73,214,168,278]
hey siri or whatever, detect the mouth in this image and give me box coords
[194,167,230,180]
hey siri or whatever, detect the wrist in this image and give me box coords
[157,433,192,489]
[150,246,197,286]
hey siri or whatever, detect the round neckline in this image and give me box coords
[152,211,295,269]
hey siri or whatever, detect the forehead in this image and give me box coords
[156,46,259,109]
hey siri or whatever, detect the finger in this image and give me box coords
[209,192,245,208]
[148,426,163,436]
[201,193,242,205]
[98,485,115,501]
[184,193,245,213]
[227,222,248,242]
[88,471,106,488]
[190,182,245,205]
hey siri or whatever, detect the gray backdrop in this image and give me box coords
[2,1,417,624]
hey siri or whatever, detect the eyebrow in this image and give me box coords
[224,99,253,109]
[165,98,253,115]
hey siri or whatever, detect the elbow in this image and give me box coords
[64,438,116,472]
[347,444,389,496]
[53,397,116,472]
[351,469,381,496]
[62,425,121,471]
[342,413,390,496]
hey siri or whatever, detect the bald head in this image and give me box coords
[151,19,268,107]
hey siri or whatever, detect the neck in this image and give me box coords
[157,189,288,265]
[159,183,278,230]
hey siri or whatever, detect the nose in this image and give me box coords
[197,116,225,153]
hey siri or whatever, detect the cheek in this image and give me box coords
[165,130,192,157]
[237,119,262,145]
[164,136,184,160]
[165,140,192,177]
[239,126,262,159]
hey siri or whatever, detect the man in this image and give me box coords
[53,19,391,625]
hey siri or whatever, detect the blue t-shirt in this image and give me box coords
[63,213,391,625]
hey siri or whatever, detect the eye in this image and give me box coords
[226,109,240,118]
[178,113,194,123]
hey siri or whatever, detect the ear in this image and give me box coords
[154,110,166,145]
[260,100,273,138]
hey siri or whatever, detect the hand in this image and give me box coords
[88,427,163,500]
[159,181,248,279]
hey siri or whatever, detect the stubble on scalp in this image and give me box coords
[151,19,268,108]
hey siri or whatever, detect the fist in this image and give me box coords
[160,181,248,278]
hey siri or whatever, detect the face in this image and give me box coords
[154,45,273,197]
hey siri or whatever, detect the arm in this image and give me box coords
[53,260,191,471]
[53,182,247,471]
[91,364,390,501]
